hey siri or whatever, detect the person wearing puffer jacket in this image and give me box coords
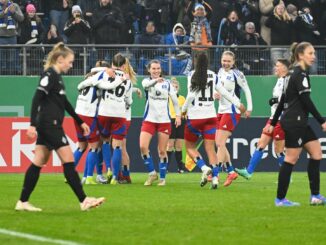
[165,23,189,53]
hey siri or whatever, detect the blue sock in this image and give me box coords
[143,154,155,173]
[122,165,130,177]
[212,165,219,177]
[86,149,99,177]
[225,162,234,173]
[277,153,285,167]
[159,158,168,179]
[112,147,122,179]
[83,158,88,178]
[195,157,205,169]
[247,149,264,174]
[102,142,111,171]
[73,148,84,167]
[96,149,103,175]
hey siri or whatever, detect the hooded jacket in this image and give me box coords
[165,23,189,49]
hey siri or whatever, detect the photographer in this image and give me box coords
[64,5,91,44]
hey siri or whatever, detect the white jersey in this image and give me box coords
[217,68,253,114]
[142,77,180,123]
[182,70,241,120]
[270,76,287,119]
[75,69,105,117]
[98,70,132,118]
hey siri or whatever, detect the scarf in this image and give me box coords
[190,16,212,43]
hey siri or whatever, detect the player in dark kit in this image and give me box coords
[268,42,326,207]
[15,42,105,212]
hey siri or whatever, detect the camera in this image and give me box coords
[75,13,81,18]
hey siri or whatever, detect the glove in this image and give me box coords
[269,97,278,106]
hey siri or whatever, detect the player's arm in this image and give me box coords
[125,83,133,108]
[142,78,161,89]
[236,71,253,113]
[215,76,242,109]
[270,94,285,127]
[97,76,124,90]
[182,91,196,114]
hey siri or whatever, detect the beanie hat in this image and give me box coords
[194,3,205,11]
[72,5,82,14]
[26,4,36,13]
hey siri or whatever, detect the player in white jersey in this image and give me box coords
[236,59,289,179]
[182,53,246,189]
[215,51,253,187]
[119,58,142,184]
[74,61,114,185]
[140,60,181,186]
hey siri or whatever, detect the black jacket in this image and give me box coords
[18,15,44,44]
[91,3,124,44]
[64,18,91,44]
[265,15,294,45]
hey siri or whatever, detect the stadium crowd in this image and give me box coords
[1,0,326,75]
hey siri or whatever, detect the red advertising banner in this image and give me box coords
[0,117,86,173]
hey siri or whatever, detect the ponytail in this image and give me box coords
[44,42,74,71]
[124,58,137,84]
[191,52,208,92]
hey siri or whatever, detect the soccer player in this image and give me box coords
[119,58,142,184]
[15,42,105,212]
[167,77,187,173]
[267,42,326,206]
[140,60,181,186]
[235,59,290,179]
[182,53,245,189]
[74,61,114,185]
[215,51,253,187]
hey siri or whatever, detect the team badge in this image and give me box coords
[40,76,49,87]
[302,77,309,88]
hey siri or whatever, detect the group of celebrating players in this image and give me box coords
[14,40,326,211]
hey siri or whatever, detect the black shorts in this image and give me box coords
[36,126,69,150]
[170,118,185,139]
[283,125,317,148]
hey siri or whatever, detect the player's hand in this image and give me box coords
[244,110,252,119]
[106,68,115,78]
[136,88,142,98]
[239,103,246,114]
[80,123,90,136]
[156,77,164,83]
[322,122,326,132]
[175,116,181,128]
[214,92,221,100]
[26,126,37,140]
[8,4,16,13]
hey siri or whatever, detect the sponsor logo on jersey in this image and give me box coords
[59,89,66,95]
[62,136,67,144]
[275,134,279,138]
[40,76,49,87]
[298,138,302,145]
[302,77,309,88]
[223,124,227,129]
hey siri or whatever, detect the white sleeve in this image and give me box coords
[182,91,196,113]
[97,76,123,90]
[125,82,133,107]
[77,76,95,90]
[142,78,157,89]
[169,84,181,117]
[236,72,253,111]
[215,76,241,108]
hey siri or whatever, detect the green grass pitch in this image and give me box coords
[0,172,326,245]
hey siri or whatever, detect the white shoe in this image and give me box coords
[96,175,108,184]
[80,197,105,211]
[15,200,42,212]
[157,179,166,186]
[211,176,219,189]
[7,24,15,30]
[81,177,86,185]
[144,172,158,186]
[200,167,212,187]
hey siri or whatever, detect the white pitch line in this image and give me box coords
[0,228,85,245]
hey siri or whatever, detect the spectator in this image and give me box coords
[186,0,212,21]
[49,0,72,42]
[116,0,137,44]
[294,7,320,44]
[239,0,260,30]
[43,23,63,44]
[189,3,212,66]
[64,5,91,44]
[0,0,24,74]
[286,4,298,21]
[77,0,100,23]
[165,22,189,52]
[218,10,243,45]
[259,0,274,45]
[240,22,268,74]
[18,3,43,44]
[135,20,164,45]
[265,1,294,65]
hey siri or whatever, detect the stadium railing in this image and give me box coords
[0,44,325,76]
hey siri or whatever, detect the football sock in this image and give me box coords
[277,161,293,200]
[212,164,219,178]
[73,147,85,167]
[247,148,264,174]
[175,150,183,170]
[96,148,103,175]
[63,162,86,203]
[276,152,285,167]
[143,154,155,173]
[102,142,112,172]
[123,165,130,177]
[20,163,41,202]
[159,157,168,180]
[225,162,234,174]
[112,147,122,179]
[86,149,98,177]
[308,159,320,195]
[195,156,206,170]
